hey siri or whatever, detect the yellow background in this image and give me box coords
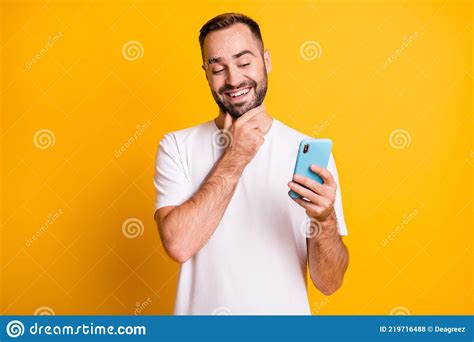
[1,0,472,315]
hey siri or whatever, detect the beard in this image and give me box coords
[211,68,268,119]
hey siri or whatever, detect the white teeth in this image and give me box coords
[228,88,250,98]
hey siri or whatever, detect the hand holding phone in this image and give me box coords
[288,139,332,199]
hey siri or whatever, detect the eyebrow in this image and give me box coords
[207,49,256,66]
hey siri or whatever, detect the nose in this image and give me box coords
[225,65,244,88]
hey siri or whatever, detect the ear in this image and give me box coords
[263,49,272,73]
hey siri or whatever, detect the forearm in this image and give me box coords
[308,211,349,295]
[161,150,246,262]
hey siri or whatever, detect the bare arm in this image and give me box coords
[155,106,267,263]
[307,210,349,295]
[288,164,349,295]
[156,149,246,263]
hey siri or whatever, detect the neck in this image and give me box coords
[214,106,273,135]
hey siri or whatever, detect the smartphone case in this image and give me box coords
[289,138,333,199]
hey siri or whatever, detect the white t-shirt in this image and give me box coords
[154,118,348,315]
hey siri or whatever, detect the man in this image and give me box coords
[154,13,349,315]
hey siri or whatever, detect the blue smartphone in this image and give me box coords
[288,138,333,199]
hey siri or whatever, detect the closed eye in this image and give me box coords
[212,62,250,74]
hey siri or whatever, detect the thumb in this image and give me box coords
[223,112,233,131]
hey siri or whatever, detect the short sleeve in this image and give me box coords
[153,133,194,211]
[327,154,348,236]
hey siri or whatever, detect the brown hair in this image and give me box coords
[199,13,264,51]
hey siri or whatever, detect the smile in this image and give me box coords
[224,87,252,102]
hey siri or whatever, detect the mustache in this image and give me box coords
[218,81,257,95]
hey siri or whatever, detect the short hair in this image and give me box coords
[199,13,264,52]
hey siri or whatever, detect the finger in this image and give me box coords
[310,164,336,186]
[288,181,326,206]
[292,197,328,219]
[223,112,233,131]
[293,197,319,213]
[293,197,313,210]
[292,173,329,197]
[235,104,266,125]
